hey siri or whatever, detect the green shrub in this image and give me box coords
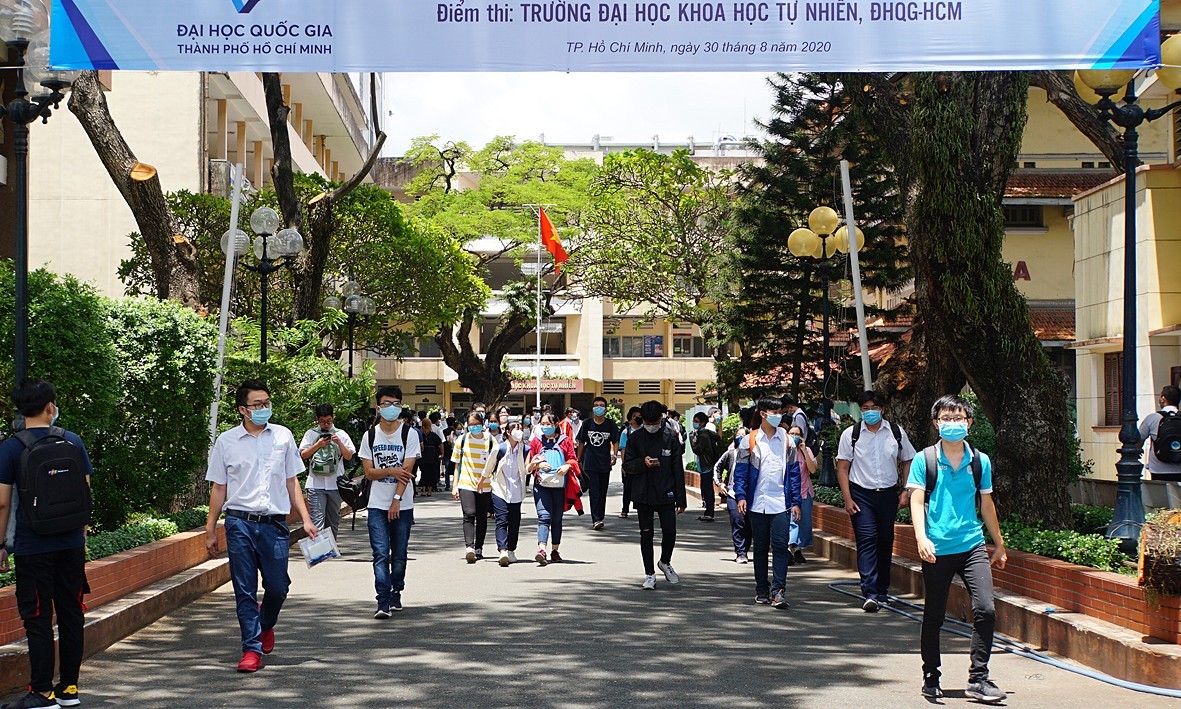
[719,412,742,443]
[686,461,698,472]
[1072,504,1114,534]
[127,506,210,532]
[998,518,1130,572]
[814,485,845,508]
[85,518,179,561]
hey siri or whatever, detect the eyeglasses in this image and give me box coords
[378,401,402,409]
[937,415,968,423]
[860,405,882,412]
[243,400,271,410]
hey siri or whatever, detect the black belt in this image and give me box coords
[851,483,899,494]
[225,509,287,524]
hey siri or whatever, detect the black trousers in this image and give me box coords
[636,503,677,576]
[459,489,492,550]
[586,467,611,523]
[699,471,715,516]
[621,474,633,513]
[16,547,87,693]
[850,484,898,601]
[921,543,996,682]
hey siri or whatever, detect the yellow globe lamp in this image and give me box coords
[1073,71,1103,105]
[1077,68,1136,96]
[788,227,821,258]
[1156,34,1181,90]
[808,206,840,235]
[834,225,866,253]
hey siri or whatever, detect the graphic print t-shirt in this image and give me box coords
[577,418,619,473]
[359,425,421,511]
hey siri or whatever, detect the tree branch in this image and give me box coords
[1030,70,1124,169]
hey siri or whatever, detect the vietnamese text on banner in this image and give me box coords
[50,0,1160,73]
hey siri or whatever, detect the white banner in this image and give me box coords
[51,0,1160,72]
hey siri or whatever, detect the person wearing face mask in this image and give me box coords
[527,414,577,564]
[906,395,1007,703]
[618,407,642,519]
[715,406,758,563]
[488,422,529,566]
[785,425,817,564]
[204,379,317,673]
[576,397,619,531]
[836,390,916,613]
[0,379,95,707]
[299,403,356,541]
[452,411,495,563]
[689,412,722,522]
[734,398,801,608]
[622,400,687,590]
[418,414,443,497]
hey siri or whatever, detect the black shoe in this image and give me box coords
[755,594,771,605]
[786,553,796,566]
[793,549,807,564]
[862,598,880,613]
[2,691,56,709]
[592,520,604,531]
[618,511,629,519]
[921,675,943,699]
[770,590,790,609]
[697,515,714,522]
[965,679,1006,703]
[391,593,403,612]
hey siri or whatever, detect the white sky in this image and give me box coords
[381,72,776,155]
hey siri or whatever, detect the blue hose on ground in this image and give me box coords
[828,581,1181,698]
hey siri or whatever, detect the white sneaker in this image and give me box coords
[498,551,511,567]
[507,551,518,564]
[642,575,656,590]
[658,560,680,584]
[465,547,477,564]
[735,554,749,564]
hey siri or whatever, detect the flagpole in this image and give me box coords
[536,210,542,412]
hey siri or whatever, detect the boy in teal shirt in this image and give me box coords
[907,394,1008,703]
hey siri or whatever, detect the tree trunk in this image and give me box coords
[908,72,1073,528]
[261,74,304,231]
[874,313,965,451]
[1030,71,1124,170]
[435,310,529,407]
[68,71,201,307]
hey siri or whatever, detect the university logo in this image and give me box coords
[231,0,263,13]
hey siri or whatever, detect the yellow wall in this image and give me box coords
[1022,89,1170,164]
[1003,205,1075,301]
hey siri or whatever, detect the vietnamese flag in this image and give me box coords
[539,208,569,273]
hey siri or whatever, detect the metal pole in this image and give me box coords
[840,160,873,390]
[536,213,543,412]
[348,312,356,379]
[13,120,29,386]
[208,165,246,442]
[818,240,837,487]
[260,239,269,364]
[1108,83,1145,552]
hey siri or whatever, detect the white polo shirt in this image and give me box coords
[836,420,917,489]
[750,427,790,514]
[207,423,305,516]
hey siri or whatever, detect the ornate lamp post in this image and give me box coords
[1,0,79,385]
[323,281,374,378]
[1076,42,1181,552]
[788,206,866,487]
[220,206,304,363]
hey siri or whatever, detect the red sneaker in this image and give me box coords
[237,651,263,673]
[260,629,275,654]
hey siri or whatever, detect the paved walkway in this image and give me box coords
[14,485,1178,708]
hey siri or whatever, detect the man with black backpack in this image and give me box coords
[0,379,93,709]
[1139,385,1181,482]
[906,394,1008,703]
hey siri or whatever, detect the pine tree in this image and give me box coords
[718,73,910,406]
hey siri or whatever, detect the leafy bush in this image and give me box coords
[719,412,743,443]
[1072,504,1114,534]
[686,461,699,472]
[128,506,210,532]
[998,518,1130,573]
[85,518,179,561]
[814,485,846,508]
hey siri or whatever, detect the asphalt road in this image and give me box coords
[11,484,1179,708]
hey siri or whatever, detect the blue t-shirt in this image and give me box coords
[0,428,92,556]
[905,443,993,557]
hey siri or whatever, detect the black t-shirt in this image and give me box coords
[577,418,620,472]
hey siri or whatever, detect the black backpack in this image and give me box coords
[14,427,92,536]
[850,419,904,459]
[921,444,983,516]
[1153,410,1181,465]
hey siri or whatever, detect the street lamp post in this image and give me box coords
[788,206,866,487]
[1,1,80,385]
[221,206,305,363]
[324,282,374,378]
[1077,50,1181,552]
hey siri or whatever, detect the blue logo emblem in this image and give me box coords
[231,0,263,13]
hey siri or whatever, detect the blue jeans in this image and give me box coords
[850,484,898,602]
[492,495,522,552]
[789,497,814,548]
[748,510,790,596]
[725,496,751,555]
[368,509,414,606]
[224,515,291,654]
[534,485,565,545]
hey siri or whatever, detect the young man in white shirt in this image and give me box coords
[205,380,317,673]
[299,403,356,541]
[734,398,802,608]
[359,385,420,618]
[836,390,917,612]
[1139,385,1181,482]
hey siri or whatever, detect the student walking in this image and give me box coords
[618,407,642,519]
[1139,385,1181,487]
[0,379,93,708]
[489,422,529,566]
[205,379,317,673]
[714,439,749,563]
[577,396,619,531]
[418,416,443,496]
[528,414,576,565]
[622,401,687,589]
[442,416,457,491]
[734,398,801,609]
[360,386,421,617]
[836,390,917,612]
[786,424,817,563]
[907,395,1008,703]
[299,403,356,540]
[452,411,495,563]
[689,412,722,521]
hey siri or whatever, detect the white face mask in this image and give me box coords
[643,423,661,434]
[510,429,524,442]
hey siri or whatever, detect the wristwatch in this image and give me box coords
[393,493,403,501]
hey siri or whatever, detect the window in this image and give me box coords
[1099,161,1112,169]
[418,338,440,357]
[621,336,645,357]
[638,381,662,394]
[1081,161,1095,169]
[602,337,621,358]
[672,335,706,358]
[603,380,625,394]
[415,384,437,394]
[1023,161,1036,168]
[1003,205,1043,228]
[1104,352,1124,426]
[673,381,698,394]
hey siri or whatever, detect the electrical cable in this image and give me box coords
[827,581,1181,698]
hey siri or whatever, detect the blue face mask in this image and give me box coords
[862,410,883,426]
[939,421,970,443]
[379,404,402,422]
[488,422,500,432]
[468,424,484,435]
[250,407,272,426]
[765,413,783,427]
[593,406,606,417]
[790,435,803,447]
[692,422,700,430]
[541,425,557,436]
